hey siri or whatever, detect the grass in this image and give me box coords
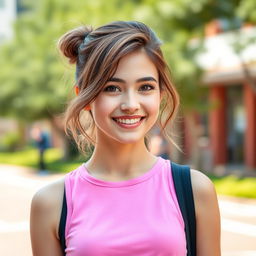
[0,148,84,174]
[210,175,256,199]
[0,148,256,198]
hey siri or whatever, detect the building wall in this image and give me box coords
[207,83,256,170]
[198,21,256,170]
[244,83,256,169]
[209,85,228,165]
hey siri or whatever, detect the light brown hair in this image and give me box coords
[58,21,179,153]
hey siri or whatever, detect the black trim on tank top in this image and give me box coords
[58,186,67,255]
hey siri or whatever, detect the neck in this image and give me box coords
[85,138,157,178]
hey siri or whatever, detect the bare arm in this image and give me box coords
[30,179,65,256]
[191,169,221,256]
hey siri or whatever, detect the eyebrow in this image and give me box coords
[107,76,158,83]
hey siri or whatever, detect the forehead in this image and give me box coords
[113,49,159,82]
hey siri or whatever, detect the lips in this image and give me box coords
[112,115,145,127]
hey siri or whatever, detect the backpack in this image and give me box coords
[58,162,196,256]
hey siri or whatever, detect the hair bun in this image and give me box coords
[58,26,92,64]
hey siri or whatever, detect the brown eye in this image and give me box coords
[139,84,155,91]
[103,85,121,92]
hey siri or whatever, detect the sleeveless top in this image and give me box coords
[64,157,187,256]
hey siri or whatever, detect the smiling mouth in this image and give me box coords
[112,117,145,125]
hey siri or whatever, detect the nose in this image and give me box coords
[120,91,140,113]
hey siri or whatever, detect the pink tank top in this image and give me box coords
[64,157,187,256]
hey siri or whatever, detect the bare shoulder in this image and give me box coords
[30,178,65,255]
[31,178,65,211]
[190,170,221,255]
[189,168,220,223]
[190,169,217,202]
[30,178,65,239]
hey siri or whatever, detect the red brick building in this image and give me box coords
[197,22,256,170]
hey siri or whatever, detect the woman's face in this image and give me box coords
[90,49,161,145]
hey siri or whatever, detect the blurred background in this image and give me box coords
[1,0,256,185]
[0,0,256,255]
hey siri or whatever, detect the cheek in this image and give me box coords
[144,94,161,115]
[91,96,117,118]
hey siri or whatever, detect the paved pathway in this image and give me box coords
[0,164,255,256]
[220,195,256,256]
[0,165,63,256]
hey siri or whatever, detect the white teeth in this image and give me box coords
[115,118,141,124]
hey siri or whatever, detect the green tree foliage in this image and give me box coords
[134,0,256,110]
[0,0,135,120]
[1,0,255,118]
[0,0,136,158]
[0,0,255,155]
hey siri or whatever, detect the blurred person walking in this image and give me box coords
[31,126,50,172]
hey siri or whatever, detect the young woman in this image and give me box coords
[30,21,221,256]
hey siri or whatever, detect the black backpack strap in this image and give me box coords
[58,186,67,255]
[170,162,196,256]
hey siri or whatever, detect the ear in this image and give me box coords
[84,105,91,111]
[75,85,79,96]
[75,85,91,111]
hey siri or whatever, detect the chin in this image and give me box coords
[113,136,144,145]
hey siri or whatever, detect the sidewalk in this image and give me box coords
[0,164,64,256]
[218,194,256,206]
